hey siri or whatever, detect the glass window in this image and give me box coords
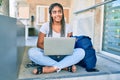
[102,0,120,56]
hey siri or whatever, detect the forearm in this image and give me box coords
[37,43,44,49]
[37,32,45,49]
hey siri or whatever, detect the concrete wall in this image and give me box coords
[9,0,16,17]
[70,0,95,42]
[70,0,95,37]
[0,15,25,80]
[94,0,102,52]
[70,0,102,52]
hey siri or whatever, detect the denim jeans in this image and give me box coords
[28,47,85,70]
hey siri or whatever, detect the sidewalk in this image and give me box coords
[18,47,120,80]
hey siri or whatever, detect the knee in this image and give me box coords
[28,47,37,58]
[74,48,85,59]
[28,47,43,59]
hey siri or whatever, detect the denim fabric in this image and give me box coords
[49,55,66,62]
[28,47,85,69]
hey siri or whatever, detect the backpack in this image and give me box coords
[73,35,98,72]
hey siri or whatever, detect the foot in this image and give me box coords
[71,65,77,73]
[63,65,77,73]
[86,68,99,72]
[33,66,59,74]
[26,61,39,68]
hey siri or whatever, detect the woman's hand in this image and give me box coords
[67,32,73,37]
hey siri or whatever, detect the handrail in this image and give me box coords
[74,0,117,14]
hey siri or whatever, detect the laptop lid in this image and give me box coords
[44,37,75,55]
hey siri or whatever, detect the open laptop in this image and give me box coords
[44,37,75,55]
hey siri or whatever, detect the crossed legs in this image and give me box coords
[28,47,85,74]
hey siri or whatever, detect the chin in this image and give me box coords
[55,21,61,23]
[56,18,62,22]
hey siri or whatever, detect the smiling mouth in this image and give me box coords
[56,16,61,19]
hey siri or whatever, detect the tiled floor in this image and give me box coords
[20,37,120,80]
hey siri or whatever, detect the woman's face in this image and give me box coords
[51,6,63,23]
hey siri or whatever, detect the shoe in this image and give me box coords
[33,66,44,74]
[25,61,39,68]
[67,65,76,73]
[33,66,58,74]
[86,68,99,72]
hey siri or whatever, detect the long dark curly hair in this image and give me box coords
[48,3,65,37]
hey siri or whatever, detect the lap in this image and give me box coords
[28,47,84,62]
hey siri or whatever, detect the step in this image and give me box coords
[18,47,120,80]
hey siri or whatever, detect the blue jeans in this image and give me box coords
[28,47,85,70]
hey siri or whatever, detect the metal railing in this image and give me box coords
[74,0,117,14]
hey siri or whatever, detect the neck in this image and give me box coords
[53,21,61,26]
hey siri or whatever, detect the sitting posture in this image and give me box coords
[28,3,85,74]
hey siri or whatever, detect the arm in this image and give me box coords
[67,32,73,37]
[37,32,46,49]
[66,24,73,37]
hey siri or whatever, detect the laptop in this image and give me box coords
[44,37,75,55]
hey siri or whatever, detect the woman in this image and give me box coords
[28,3,85,74]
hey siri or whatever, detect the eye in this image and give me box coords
[58,10,62,14]
[52,10,62,14]
[52,11,56,14]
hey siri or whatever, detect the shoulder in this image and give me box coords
[65,23,73,33]
[65,23,71,30]
[40,22,49,29]
[42,22,49,27]
[39,22,49,34]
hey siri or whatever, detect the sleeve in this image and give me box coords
[39,23,49,34]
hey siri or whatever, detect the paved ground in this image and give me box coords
[18,47,120,80]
